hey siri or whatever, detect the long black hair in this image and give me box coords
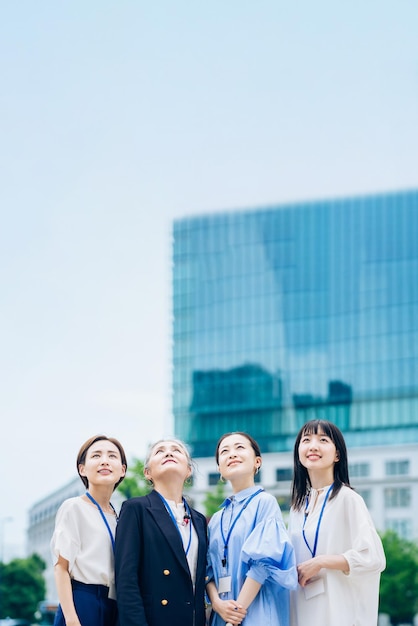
[290,419,352,511]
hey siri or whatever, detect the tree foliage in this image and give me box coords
[0,554,46,622]
[203,481,226,519]
[379,530,418,625]
[117,457,152,499]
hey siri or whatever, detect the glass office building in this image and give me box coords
[172,190,418,459]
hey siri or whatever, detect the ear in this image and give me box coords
[335,452,340,462]
[144,467,151,481]
[78,464,86,477]
[121,465,127,478]
[255,456,262,470]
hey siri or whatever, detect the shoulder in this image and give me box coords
[338,485,364,502]
[55,497,87,526]
[333,485,370,511]
[57,496,84,514]
[254,490,285,522]
[258,489,277,503]
[257,489,281,510]
[208,507,222,527]
[120,493,154,511]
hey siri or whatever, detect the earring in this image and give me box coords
[255,466,260,475]
[219,474,225,483]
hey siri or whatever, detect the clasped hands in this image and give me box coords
[213,598,246,625]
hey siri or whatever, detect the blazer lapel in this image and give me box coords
[146,490,191,577]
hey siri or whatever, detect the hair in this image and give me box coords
[290,419,351,511]
[144,438,194,481]
[77,435,127,490]
[215,431,262,467]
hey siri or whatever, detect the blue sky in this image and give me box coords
[1,1,417,557]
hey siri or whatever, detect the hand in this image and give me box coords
[212,598,246,625]
[297,557,323,587]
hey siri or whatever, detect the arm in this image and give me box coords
[241,497,298,591]
[115,500,149,626]
[53,556,81,626]
[297,554,349,587]
[206,581,247,625]
[236,577,262,608]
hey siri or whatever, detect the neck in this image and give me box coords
[154,482,184,504]
[308,469,334,490]
[86,486,113,510]
[230,476,255,494]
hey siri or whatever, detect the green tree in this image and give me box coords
[117,457,152,499]
[203,481,226,519]
[0,554,46,621]
[379,530,418,625]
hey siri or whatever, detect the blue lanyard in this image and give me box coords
[220,488,264,568]
[302,484,333,558]
[157,492,193,556]
[85,492,116,554]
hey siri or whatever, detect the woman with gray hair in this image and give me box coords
[115,439,208,626]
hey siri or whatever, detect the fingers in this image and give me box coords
[226,603,246,624]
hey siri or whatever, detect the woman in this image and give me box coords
[206,431,297,626]
[288,419,386,626]
[51,434,127,626]
[114,438,208,626]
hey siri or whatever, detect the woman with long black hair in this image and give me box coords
[289,419,385,626]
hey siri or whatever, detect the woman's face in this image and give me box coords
[298,428,339,473]
[217,433,261,482]
[79,440,126,489]
[144,440,191,485]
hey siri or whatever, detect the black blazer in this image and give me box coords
[115,490,208,626]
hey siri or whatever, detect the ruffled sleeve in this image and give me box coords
[241,514,297,590]
[342,494,386,577]
[50,499,81,570]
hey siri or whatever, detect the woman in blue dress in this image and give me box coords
[206,432,297,626]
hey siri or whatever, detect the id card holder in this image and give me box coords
[303,576,325,600]
[218,576,232,594]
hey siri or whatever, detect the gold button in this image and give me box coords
[161,599,168,606]
[163,569,170,576]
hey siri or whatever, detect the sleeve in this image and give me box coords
[114,498,149,626]
[241,497,298,590]
[50,500,80,570]
[206,518,216,584]
[342,495,386,577]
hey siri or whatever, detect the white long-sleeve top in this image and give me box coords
[288,485,386,626]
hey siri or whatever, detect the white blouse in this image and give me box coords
[288,485,386,626]
[50,496,117,599]
[165,499,199,586]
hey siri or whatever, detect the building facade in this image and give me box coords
[172,189,418,538]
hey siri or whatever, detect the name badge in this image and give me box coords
[303,576,325,600]
[218,576,232,594]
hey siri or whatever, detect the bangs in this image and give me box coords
[301,420,335,441]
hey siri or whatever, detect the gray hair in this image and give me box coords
[144,438,194,472]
